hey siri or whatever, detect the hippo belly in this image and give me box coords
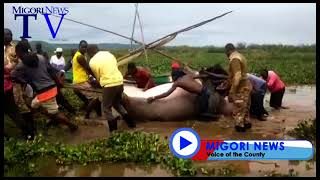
[123,83,198,121]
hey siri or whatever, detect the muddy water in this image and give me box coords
[37,160,173,177]
[39,85,316,177]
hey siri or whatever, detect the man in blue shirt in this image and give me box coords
[247,73,269,121]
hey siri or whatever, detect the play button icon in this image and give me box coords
[169,128,200,159]
[180,136,192,150]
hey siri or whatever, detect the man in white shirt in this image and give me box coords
[50,47,65,72]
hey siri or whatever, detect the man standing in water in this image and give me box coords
[225,43,252,132]
[87,44,136,132]
[72,40,102,119]
[260,69,286,110]
[247,73,268,120]
[12,40,78,132]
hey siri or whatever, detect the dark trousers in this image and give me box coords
[103,85,128,122]
[270,88,285,109]
[4,89,34,138]
[250,92,268,118]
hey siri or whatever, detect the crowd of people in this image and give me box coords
[4,27,288,140]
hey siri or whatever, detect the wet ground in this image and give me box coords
[39,85,316,177]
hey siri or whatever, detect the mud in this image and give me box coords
[39,85,316,177]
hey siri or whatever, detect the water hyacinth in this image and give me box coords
[4,131,196,177]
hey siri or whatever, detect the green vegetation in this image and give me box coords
[287,118,316,147]
[4,131,197,177]
[287,118,316,170]
[58,44,315,84]
[200,166,239,176]
[122,45,315,84]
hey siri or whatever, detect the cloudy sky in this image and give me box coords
[4,3,316,46]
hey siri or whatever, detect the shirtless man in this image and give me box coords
[147,69,228,118]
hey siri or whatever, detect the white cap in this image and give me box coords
[55,47,63,53]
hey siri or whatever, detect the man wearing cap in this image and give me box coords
[171,61,187,82]
[50,47,65,72]
[124,62,156,91]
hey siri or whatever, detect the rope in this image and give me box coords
[50,14,140,44]
[51,11,233,67]
[64,83,103,93]
[52,10,232,51]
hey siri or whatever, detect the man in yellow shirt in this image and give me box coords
[87,44,136,132]
[225,43,252,132]
[72,40,102,119]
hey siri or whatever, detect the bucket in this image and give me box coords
[65,71,73,83]
[154,75,171,84]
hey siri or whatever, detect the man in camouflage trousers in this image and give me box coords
[225,43,252,132]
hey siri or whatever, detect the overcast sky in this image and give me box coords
[4,3,316,46]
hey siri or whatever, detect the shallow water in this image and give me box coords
[37,160,173,177]
[38,85,316,177]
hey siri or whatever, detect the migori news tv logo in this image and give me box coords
[11,5,69,39]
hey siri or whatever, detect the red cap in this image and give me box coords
[171,61,180,69]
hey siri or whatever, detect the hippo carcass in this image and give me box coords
[121,81,233,122]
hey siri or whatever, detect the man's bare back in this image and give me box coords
[147,74,203,103]
[174,74,203,94]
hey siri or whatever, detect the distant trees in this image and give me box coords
[207,46,224,53]
[236,42,246,50]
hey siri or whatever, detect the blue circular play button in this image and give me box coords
[169,128,201,159]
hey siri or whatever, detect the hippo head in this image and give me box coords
[198,64,230,97]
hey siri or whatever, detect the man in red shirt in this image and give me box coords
[124,62,156,91]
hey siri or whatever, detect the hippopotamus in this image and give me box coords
[121,78,233,122]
